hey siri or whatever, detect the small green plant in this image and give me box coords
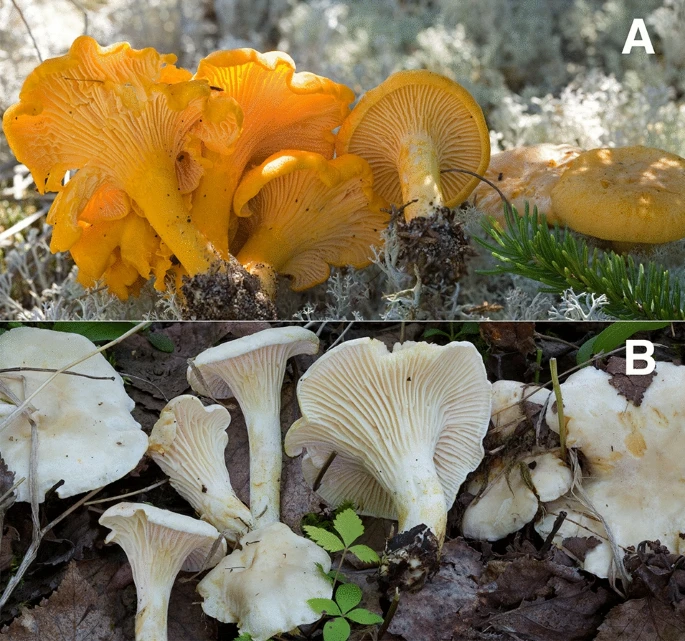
[304,508,384,641]
[478,203,685,320]
[309,583,383,641]
[576,321,669,365]
[422,321,480,342]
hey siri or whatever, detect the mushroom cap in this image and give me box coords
[462,452,572,541]
[194,49,354,166]
[99,502,226,573]
[538,362,685,578]
[335,69,490,208]
[3,36,242,288]
[187,326,319,401]
[233,150,389,290]
[471,144,581,223]
[489,380,551,443]
[284,338,492,523]
[0,327,147,503]
[148,395,252,542]
[197,522,332,641]
[550,146,685,243]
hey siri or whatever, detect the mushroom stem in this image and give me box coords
[246,409,283,528]
[237,249,279,300]
[134,570,175,641]
[398,133,443,220]
[131,161,215,276]
[393,457,447,544]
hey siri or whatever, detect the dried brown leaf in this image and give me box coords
[595,598,685,641]
[602,357,656,407]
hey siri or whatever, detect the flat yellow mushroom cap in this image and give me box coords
[190,49,355,256]
[3,35,243,287]
[336,70,490,220]
[233,150,389,292]
[471,144,581,223]
[550,146,685,243]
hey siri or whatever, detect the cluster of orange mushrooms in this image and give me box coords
[2,36,491,300]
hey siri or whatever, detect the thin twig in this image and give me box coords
[0,367,115,382]
[313,452,337,492]
[0,322,147,434]
[10,0,43,62]
[84,479,168,505]
[0,477,25,506]
[327,322,354,351]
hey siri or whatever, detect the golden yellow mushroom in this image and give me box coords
[3,36,243,282]
[191,49,355,257]
[336,70,490,222]
[232,150,389,299]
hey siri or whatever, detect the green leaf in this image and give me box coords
[303,525,345,553]
[349,544,380,564]
[576,321,669,365]
[327,570,348,584]
[146,332,175,353]
[53,322,140,343]
[333,508,364,547]
[235,635,254,641]
[308,598,341,616]
[422,328,451,339]
[335,583,362,614]
[345,608,384,625]
[323,617,351,641]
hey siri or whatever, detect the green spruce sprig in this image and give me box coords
[477,203,685,320]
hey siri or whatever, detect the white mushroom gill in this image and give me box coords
[285,338,492,545]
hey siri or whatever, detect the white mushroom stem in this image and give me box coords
[246,407,282,527]
[393,455,447,542]
[398,133,443,218]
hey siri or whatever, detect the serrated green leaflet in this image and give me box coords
[323,617,351,641]
[576,321,668,365]
[349,544,380,564]
[303,525,345,552]
[346,608,384,625]
[335,583,362,614]
[333,508,364,547]
[308,598,341,616]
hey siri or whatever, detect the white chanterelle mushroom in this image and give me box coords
[148,395,253,544]
[462,451,572,541]
[198,522,332,641]
[284,338,492,546]
[187,326,319,528]
[99,502,226,641]
[536,361,685,579]
[0,327,147,502]
[489,379,552,444]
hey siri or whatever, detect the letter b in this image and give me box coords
[626,339,655,374]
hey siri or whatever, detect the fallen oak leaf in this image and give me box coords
[595,598,685,641]
[0,562,125,640]
[600,357,656,407]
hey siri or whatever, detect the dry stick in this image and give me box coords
[327,322,355,352]
[0,322,148,434]
[312,452,337,493]
[0,486,103,612]
[83,479,168,506]
[10,0,43,62]
[0,367,115,382]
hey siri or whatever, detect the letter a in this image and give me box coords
[622,19,655,54]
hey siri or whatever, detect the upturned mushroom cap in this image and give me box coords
[537,362,685,578]
[550,146,685,243]
[335,70,490,221]
[284,338,492,544]
[471,144,581,223]
[148,395,252,543]
[489,380,551,444]
[100,502,226,641]
[187,326,320,527]
[0,327,147,502]
[3,36,243,288]
[198,522,332,641]
[232,150,389,297]
[191,49,355,256]
[462,452,572,541]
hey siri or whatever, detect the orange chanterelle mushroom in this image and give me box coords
[231,150,389,299]
[190,49,354,258]
[2,36,243,298]
[336,70,490,222]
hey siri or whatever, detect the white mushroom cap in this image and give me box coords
[148,395,252,544]
[100,502,226,641]
[490,380,551,442]
[187,326,319,527]
[0,327,147,502]
[462,452,572,541]
[538,362,685,578]
[285,338,492,544]
[198,522,332,641]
